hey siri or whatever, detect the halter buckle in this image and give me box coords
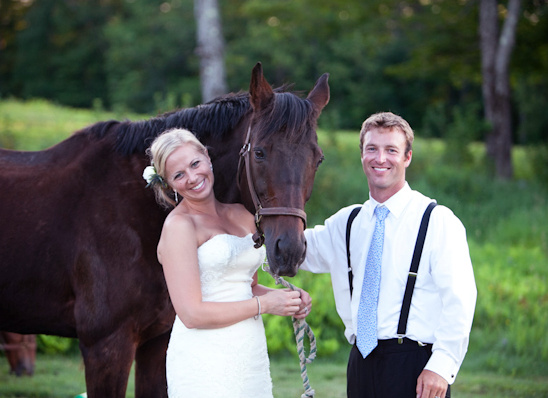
[239,142,251,157]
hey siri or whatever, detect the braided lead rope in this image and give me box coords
[263,263,316,398]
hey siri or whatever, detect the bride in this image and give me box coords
[143,128,311,397]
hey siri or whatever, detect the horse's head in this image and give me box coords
[239,63,330,277]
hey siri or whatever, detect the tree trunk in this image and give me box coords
[194,0,228,102]
[480,0,520,179]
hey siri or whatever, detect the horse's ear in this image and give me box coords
[306,73,330,116]
[249,62,274,111]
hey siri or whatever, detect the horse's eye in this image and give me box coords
[317,155,325,168]
[254,149,265,160]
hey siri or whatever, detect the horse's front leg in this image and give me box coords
[134,331,170,398]
[79,333,136,398]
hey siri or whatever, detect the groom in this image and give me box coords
[300,112,476,398]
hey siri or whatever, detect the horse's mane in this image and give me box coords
[116,91,252,156]
[81,84,314,156]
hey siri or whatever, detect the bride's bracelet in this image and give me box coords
[253,296,261,320]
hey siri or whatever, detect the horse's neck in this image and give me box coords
[202,128,246,205]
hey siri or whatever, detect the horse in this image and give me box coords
[0,63,329,397]
[0,332,37,376]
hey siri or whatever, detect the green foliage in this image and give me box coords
[418,101,491,170]
[529,145,548,185]
[103,0,200,113]
[470,242,548,374]
[37,336,79,355]
[10,0,113,108]
[513,1,548,146]
[258,270,344,357]
[514,78,548,145]
[305,130,368,227]
[410,164,548,246]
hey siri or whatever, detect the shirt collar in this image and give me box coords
[365,182,412,220]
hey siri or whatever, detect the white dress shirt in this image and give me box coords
[301,183,477,384]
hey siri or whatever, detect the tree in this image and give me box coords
[104,0,199,113]
[0,0,34,96]
[10,0,114,108]
[480,0,521,179]
[194,0,227,102]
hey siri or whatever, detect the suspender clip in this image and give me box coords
[397,335,404,344]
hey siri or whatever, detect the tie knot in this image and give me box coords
[375,206,389,221]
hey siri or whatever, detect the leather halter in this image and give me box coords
[237,126,307,248]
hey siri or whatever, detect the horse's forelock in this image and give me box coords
[254,92,316,144]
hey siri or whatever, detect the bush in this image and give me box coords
[37,335,79,355]
[305,130,368,227]
[258,270,345,357]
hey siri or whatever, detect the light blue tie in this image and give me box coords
[356,205,390,358]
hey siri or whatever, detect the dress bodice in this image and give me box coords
[197,233,266,302]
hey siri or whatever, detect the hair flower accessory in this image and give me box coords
[142,165,167,188]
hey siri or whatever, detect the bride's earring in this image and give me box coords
[174,190,178,204]
[210,163,213,172]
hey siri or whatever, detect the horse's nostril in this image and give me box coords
[275,238,290,260]
[272,236,305,277]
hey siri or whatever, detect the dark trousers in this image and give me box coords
[347,338,451,398]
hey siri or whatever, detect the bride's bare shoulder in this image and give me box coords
[161,210,196,240]
[223,203,254,229]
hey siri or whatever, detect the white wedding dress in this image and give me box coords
[166,233,273,398]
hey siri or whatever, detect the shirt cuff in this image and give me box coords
[424,350,459,385]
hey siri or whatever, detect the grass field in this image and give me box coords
[1,351,547,398]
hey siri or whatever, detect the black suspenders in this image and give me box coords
[345,202,437,340]
[345,206,362,297]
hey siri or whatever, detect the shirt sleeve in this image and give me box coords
[300,205,359,274]
[424,206,477,384]
[300,226,333,273]
[301,206,362,343]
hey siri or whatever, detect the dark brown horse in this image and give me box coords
[0,63,329,397]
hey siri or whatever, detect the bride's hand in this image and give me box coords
[260,289,302,317]
[293,288,312,319]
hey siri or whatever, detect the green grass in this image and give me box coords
[452,371,548,398]
[0,354,86,398]
[0,98,145,151]
[1,352,547,398]
[271,353,348,398]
